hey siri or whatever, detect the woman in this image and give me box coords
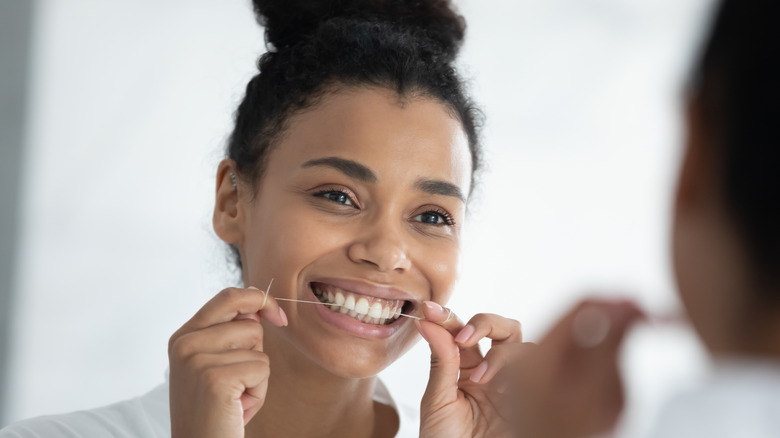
[507,0,780,437]
[1,1,523,437]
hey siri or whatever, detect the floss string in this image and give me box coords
[260,277,456,322]
[273,297,422,320]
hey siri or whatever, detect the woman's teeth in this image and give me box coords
[312,284,405,325]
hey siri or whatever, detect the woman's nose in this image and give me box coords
[347,220,411,273]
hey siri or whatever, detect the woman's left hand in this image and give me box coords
[417,301,524,438]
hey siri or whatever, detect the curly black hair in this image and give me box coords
[225,0,481,270]
[690,0,780,296]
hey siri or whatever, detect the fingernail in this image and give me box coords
[247,286,259,290]
[454,324,475,344]
[469,360,489,383]
[279,308,289,326]
[424,301,443,311]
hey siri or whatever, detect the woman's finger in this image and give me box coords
[453,313,524,376]
[454,313,523,347]
[174,287,287,338]
[417,319,462,410]
[421,301,488,370]
[169,348,271,432]
[568,300,645,378]
[542,299,643,351]
[467,341,532,385]
[170,319,265,359]
[422,301,464,332]
[179,349,268,374]
[197,354,271,420]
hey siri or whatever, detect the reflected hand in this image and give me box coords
[508,299,644,438]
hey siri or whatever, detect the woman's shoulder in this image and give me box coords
[0,383,169,438]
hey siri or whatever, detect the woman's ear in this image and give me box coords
[213,159,245,245]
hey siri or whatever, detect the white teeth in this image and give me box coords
[333,292,345,311]
[326,290,336,310]
[312,284,406,325]
[344,295,356,311]
[355,298,370,316]
[368,302,383,319]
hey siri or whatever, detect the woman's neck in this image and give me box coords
[245,327,394,438]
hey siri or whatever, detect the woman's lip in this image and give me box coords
[308,277,418,303]
[307,284,408,339]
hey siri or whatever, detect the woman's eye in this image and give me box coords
[317,190,354,206]
[413,211,454,226]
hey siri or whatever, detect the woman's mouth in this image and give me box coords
[311,282,411,326]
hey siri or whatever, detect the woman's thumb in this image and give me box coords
[417,320,461,409]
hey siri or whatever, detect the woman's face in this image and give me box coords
[672,101,752,354]
[232,87,471,377]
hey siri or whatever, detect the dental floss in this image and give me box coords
[261,277,455,322]
[273,297,422,320]
[442,308,454,324]
[261,278,273,309]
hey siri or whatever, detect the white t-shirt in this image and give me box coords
[646,357,780,438]
[0,376,419,437]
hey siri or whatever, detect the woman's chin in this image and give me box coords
[307,340,411,379]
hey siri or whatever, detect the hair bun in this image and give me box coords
[253,0,465,58]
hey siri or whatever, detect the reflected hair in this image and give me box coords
[689,0,780,295]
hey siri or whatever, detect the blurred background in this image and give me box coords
[0,0,715,435]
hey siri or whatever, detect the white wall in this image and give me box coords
[5,0,715,435]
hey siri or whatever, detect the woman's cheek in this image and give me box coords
[268,213,353,265]
[421,240,460,304]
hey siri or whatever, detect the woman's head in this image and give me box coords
[227,0,481,200]
[212,0,478,377]
[673,0,780,354]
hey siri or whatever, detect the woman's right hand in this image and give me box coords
[168,286,288,438]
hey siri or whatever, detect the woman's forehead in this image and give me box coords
[270,87,472,191]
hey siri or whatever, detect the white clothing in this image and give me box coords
[0,375,419,437]
[647,358,780,438]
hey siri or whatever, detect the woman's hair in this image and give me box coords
[225,0,481,270]
[690,0,780,295]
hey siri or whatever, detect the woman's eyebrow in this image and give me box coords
[301,157,377,183]
[415,179,465,202]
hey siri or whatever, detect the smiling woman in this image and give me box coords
[0,1,526,438]
[216,88,471,381]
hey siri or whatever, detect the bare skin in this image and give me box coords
[506,299,644,438]
[168,86,525,438]
[418,303,526,438]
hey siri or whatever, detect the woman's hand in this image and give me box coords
[507,299,644,438]
[168,286,288,438]
[417,302,525,438]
